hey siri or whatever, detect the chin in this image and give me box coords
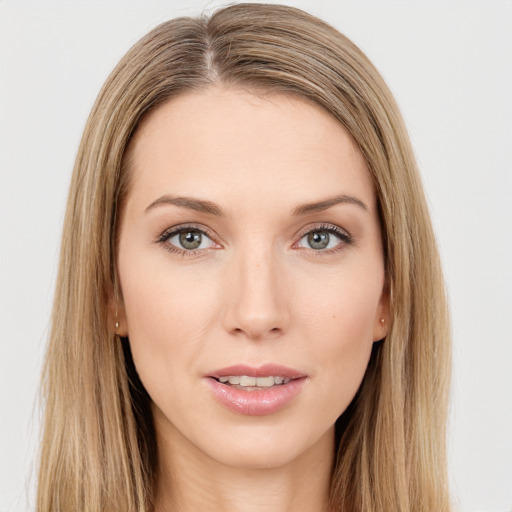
[193,422,335,471]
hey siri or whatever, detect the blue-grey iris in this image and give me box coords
[179,230,202,250]
[308,231,330,250]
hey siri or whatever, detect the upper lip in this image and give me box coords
[207,364,306,380]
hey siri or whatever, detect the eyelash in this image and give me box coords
[156,223,353,257]
[295,223,353,255]
[157,223,218,257]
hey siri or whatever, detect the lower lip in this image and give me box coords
[206,377,307,416]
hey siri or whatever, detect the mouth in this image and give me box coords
[207,363,306,387]
[211,375,293,391]
[205,364,308,415]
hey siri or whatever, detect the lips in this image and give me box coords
[218,375,291,388]
[208,364,306,380]
[205,364,308,416]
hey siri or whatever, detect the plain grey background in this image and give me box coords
[1,1,511,511]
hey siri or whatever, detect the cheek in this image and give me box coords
[298,265,382,345]
[296,268,382,410]
[118,257,219,390]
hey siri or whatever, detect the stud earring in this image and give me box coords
[380,318,385,325]
[114,308,120,337]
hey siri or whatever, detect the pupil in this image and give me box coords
[179,230,201,249]
[308,231,329,250]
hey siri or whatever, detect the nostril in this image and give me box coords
[230,325,283,341]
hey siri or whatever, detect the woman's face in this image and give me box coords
[117,87,389,469]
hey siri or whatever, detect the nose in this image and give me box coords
[222,244,290,341]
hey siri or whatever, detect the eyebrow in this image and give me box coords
[291,194,368,215]
[144,193,368,216]
[145,195,224,216]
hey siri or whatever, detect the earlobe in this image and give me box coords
[114,307,129,337]
[373,316,389,342]
[373,288,390,342]
[107,294,129,338]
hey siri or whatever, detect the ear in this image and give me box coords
[107,291,129,337]
[372,284,390,342]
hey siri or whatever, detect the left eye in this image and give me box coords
[297,229,344,251]
[166,229,215,251]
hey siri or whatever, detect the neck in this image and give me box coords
[153,421,334,512]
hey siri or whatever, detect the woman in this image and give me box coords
[37,3,451,511]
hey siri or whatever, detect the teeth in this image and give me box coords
[219,376,239,384]
[255,376,274,387]
[240,375,257,387]
[217,375,291,387]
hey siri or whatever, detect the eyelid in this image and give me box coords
[156,223,221,256]
[157,223,217,242]
[156,222,352,256]
[293,223,353,252]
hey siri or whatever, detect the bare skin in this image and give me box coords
[116,86,389,512]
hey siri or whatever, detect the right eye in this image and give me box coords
[159,226,217,253]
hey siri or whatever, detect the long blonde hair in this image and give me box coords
[38,4,451,511]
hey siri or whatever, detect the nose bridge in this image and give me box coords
[223,238,289,340]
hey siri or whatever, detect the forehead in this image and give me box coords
[124,86,375,213]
